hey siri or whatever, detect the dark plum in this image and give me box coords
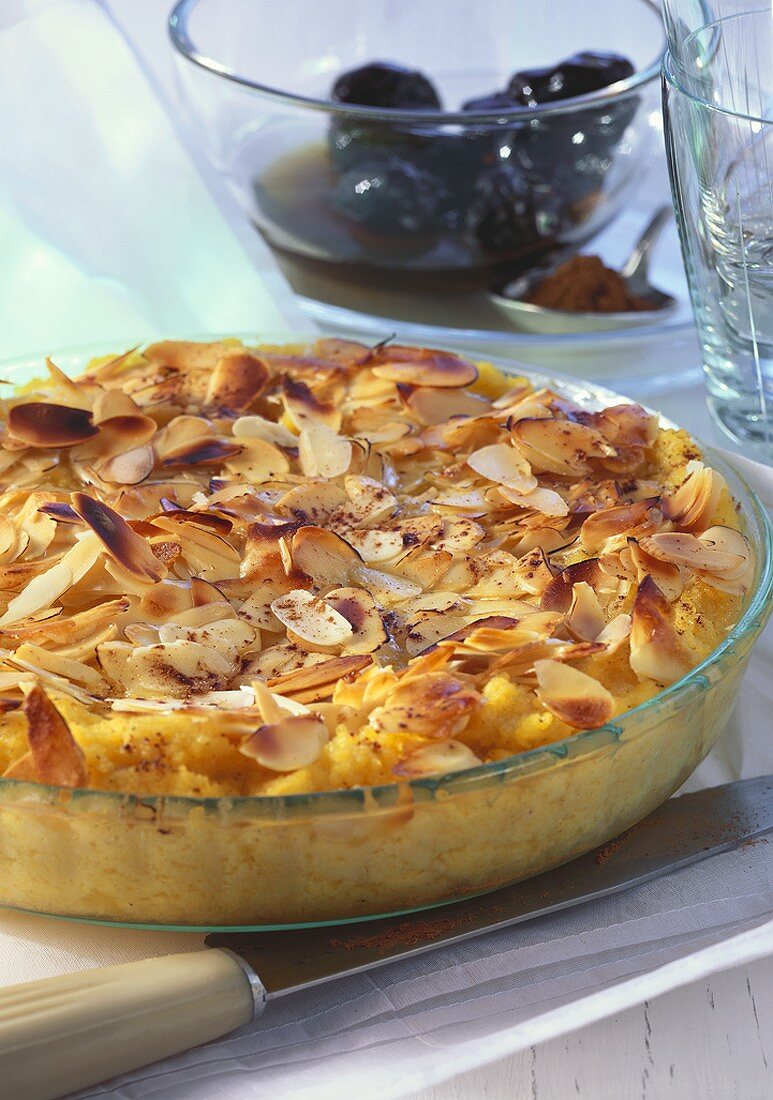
[501,50,638,212]
[331,61,442,110]
[467,164,562,258]
[329,158,447,237]
[507,51,635,106]
[461,91,521,112]
[328,62,441,175]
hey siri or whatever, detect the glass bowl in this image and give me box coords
[0,342,769,932]
[168,0,664,293]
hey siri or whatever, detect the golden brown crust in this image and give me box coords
[0,340,752,790]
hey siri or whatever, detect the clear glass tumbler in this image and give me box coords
[662,10,773,457]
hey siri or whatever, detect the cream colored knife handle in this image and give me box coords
[0,948,263,1100]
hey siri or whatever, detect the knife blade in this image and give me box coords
[209,774,773,997]
[0,776,770,1100]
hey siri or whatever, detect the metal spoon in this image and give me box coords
[489,206,677,334]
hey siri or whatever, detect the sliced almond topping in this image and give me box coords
[580,497,660,554]
[205,350,270,411]
[345,528,404,563]
[281,377,341,432]
[511,417,611,476]
[661,462,725,533]
[393,739,482,778]
[630,576,695,685]
[351,564,422,606]
[224,437,290,481]
[232,415,298,448]
[270,589,354,647]
[369,345,478,388]
[373,672,481,738]
[22,684,88,787]
[467,442,536,494]
[291,526,361,587]
[534,659,615,729]
[71,492,164,582]
[325,586,387,655]
[627,538,683,602]
[405,387,491,425]
[266,654,371,701]
[298,424,352,479]
[342,476,398,525]
[498,485,569,517]
[97,444,155,485]
[240,715,328,771]
[160,437,242,468]
[8,402,99,448]
[566,581,607,641]
[595,613,632,653]
[276,482,347,523]
[696,526,755,594]
[638,532,743,575]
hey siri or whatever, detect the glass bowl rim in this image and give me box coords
[167,0,665,125]
[0,337,770,816]
[662,17,773,128]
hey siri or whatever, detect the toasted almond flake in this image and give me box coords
[638,532,743,575]
[240,715,328,771]
[405,387,491,425]
[566,582,607,641]
[345,528,404,563]
[374,672,481,738]
[534,659,615,729]
[97,444,155,485]
[580,497,661,555]
[511,417,612,476]
[22,684,88,787]
[351,564,422,606]
[205,350,270,411]
[696,526,755,594]
[281,377,341,431]
[224,437,290,481]
[393,739,482,778]
[498,485,569,517]
[298,424,352,479]
[467,442,536,494]
[627,538,683,601]
[431,488,489,511]
[270,589,353,647]
[369,345,478,388]
[323,587,386,655]
[0,517,17,562]
[292,526,361,586]
[0,561,72,627]
[629,576,695,685]
[123,639,234,699]
[71,492,164,582]
[661,462,725,533]
[404,610,469,656]
[342,476,398,525]
[276,482,348,523]
[14,643,108,694]
[160,437,242,468]
[596,613,632,652]
[8,402,99,448]
[266,653,371,699]
[232,415,298,448]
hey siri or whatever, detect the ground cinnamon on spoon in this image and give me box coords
[526,254,651,313]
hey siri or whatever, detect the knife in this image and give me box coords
[0,776,770,1100]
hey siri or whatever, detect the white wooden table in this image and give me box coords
[413,955,773,1099]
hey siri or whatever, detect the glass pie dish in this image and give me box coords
[0,342,769,932]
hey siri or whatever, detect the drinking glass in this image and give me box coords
[662,8,773,456]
